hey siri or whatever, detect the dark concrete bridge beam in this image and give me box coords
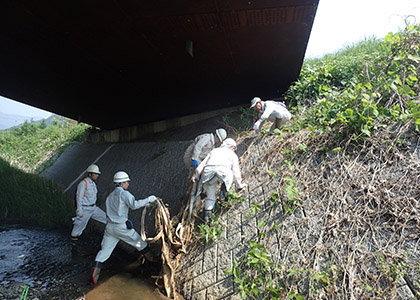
[88,105,241,143]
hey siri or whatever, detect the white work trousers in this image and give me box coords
[95,222,148,263]
[203,176,222,211]
[269,118,288,132]
[71,205,106,237]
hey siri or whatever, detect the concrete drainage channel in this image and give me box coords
[40,140,190,299]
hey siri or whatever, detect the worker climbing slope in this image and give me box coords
[70,164,106,255]
[192,138,246,223]
[90,171,159,285]
[250,97,292,134]
[183,128,227,170]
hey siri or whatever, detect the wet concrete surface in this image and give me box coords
[0,225,164,300]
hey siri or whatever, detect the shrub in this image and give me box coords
[285,24,420,138]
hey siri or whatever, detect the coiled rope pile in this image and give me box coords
[140,197,196,299]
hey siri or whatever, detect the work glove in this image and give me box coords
[237,182,247,191]
[76,207,83,217]
[148,195,157,205]
[253,120,262,131]
[191,160,199,168]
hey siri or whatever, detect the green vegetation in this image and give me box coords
[285,24,420,139]
[0,158,73,227]
[198,215,225,244]
[226,24,420,299]
[0,119,91,227]
[0,118,91,173]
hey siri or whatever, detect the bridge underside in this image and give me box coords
[1,0,318,130]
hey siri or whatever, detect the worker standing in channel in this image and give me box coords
[90,171,158,285]
[192,138,246,223]
[183,128,227,170]
[250,97,291,134]
[70,164,106,255]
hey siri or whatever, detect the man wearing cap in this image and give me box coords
[89,171,158,285]
[192,138,246,223]
[250,97,291,134]
[70,164,106,255]
[183,128,227,170]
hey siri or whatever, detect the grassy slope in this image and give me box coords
[211,25,420,299]
[0,158,74,227]
[0,120,91,228]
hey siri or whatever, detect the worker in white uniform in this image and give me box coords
[90,171,158,285]
[70,164,106,255]
[192,138,246,223]
[183,128,227,170]
[250,97,291,134]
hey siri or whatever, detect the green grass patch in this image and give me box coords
[0,118,91,173]
[0,118,88,228]
[0,157,73,228]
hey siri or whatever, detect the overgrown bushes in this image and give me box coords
[199,24,420,299]
[285,24,420,139]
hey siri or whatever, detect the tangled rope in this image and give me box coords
[140,197,195,299]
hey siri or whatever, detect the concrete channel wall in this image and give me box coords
[178,137,276,300]
[43,141,190,233]
[43,127,420,300]
[177,130,420,300]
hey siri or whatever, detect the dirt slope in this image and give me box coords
[178,122,420,299]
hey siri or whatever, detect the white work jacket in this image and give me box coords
[191,133,215,162]
[196,146,244,191]
[76,177,98,206]
[105,186,150,224]
[259,100,291,123]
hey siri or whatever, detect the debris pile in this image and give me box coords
[147,121,420,299]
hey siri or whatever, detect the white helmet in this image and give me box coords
[113,171,131,183]
[222,138,237,149]
[215,128,227,142]
[86,164,101,174]
[250,97,261,108]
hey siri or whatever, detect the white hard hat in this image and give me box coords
[222,138,237,149]
[215,128,227,142]
[113,171,131,183]
[250,97,261,108]
[86,164,101,174]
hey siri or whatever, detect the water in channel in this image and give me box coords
[0,225,165,300]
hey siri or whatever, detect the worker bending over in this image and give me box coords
[250,97,291,134]
[192,138,246,223]
[71,164,106,255]
[183,128,227,170]
[90,171,158,285]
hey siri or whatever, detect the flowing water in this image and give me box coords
[0,225,164,300]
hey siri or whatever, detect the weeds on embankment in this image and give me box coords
[0,118,91,173]
[197,24,420,299]
[0,119,91,227]
[0,158,73,228]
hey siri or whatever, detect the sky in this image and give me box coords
[0,96,52,120]
[305,0,420,58]
[0,0,419,120]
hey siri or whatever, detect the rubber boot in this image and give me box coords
[140,245,159,263]
[89,261,102,285]
[203,209,212,223]
[70,237,79,256]
[218,183,227,204]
